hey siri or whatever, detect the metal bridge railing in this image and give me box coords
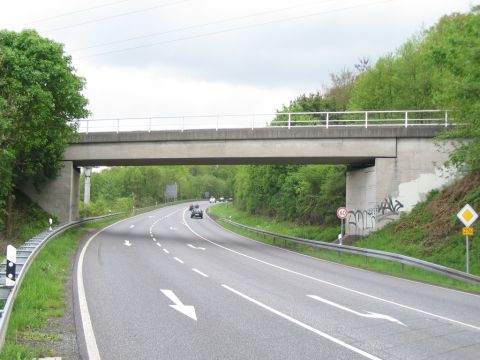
[76,110,450,134]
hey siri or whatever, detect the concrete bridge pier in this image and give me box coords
[21,161,80,223]
[345,138,456,236]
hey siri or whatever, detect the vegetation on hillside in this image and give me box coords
[0,190,52,255]
[80,165,236,216]
[349,7,480,172]
[0,30,88,238]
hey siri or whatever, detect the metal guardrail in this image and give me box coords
[77,110,450,133]
[0,199,197,350]
[0,212,124,349]
[220,218,480,286]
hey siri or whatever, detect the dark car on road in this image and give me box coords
[191,208,203,219]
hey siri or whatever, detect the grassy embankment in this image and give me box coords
[0,198,189,358]
[0,216,124,359]
[208,173,480,293]
[0,191,57,259]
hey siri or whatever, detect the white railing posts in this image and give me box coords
[77,110,448,133]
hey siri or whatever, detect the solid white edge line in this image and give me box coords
[174,257,184,264]
[192,268,209,277]
[221,284,382,360]
[77,205,184,359]
[183,209,480,332]
[204,209,480,299]
[78,232,102,360]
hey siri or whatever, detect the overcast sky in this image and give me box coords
[0,0,476,119]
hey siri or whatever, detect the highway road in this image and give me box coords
[75,202,480,359]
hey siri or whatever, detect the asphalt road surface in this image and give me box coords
[75,202,480,359]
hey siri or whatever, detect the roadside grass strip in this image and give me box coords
[0,229,81,359]
[209,205,480,294]
[0,216,122,359]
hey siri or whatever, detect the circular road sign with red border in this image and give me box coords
[337,207,348,219]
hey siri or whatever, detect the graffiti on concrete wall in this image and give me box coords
[347,196,404,235]
[347,208,376,234]
[376,196,404,220]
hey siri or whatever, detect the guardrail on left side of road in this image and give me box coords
[0,199,197,351]
[0,212,123,351]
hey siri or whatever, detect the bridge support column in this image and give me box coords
[21,161,80,223]
[346,138,456,236]
[84,167,92,205]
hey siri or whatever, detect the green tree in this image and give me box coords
[424,7,480,171]
[0,30,88,235]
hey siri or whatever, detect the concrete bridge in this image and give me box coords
[21,111,456,236]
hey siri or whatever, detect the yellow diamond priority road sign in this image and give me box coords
[457,204,478,227]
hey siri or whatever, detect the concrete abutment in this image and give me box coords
[346,138,456,236]
[21,161,80,223]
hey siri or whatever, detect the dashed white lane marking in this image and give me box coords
[163,249,170,254]
[174,257,184,264]
[156,243,162,248]
[77,206,183,360]
[222,284,382,360]
[153,238,156,241]
[192,268,209,278]
[183,209,480,332]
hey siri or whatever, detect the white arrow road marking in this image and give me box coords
[222,285,381,360]
[187,244,206,251]
[308,295,406,327]
[129,225,135,229]
[124,240,132,247]
[183,209,480,332]
[161,289,197,321]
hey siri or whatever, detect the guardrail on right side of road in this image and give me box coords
[219,218,480,286]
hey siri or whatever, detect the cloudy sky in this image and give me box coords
[0,0,475,119]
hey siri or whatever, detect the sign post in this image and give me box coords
[456,204,478,274]
[336,207,348,245]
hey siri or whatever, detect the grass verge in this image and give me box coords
[209,204,480,294]
[0,215,123,359]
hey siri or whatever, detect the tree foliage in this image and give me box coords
[81,165,236,215]
[0,30,88,232]
[348,7,480,171]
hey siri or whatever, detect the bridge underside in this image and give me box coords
[24,126,456,231]
[71,157,376,167]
